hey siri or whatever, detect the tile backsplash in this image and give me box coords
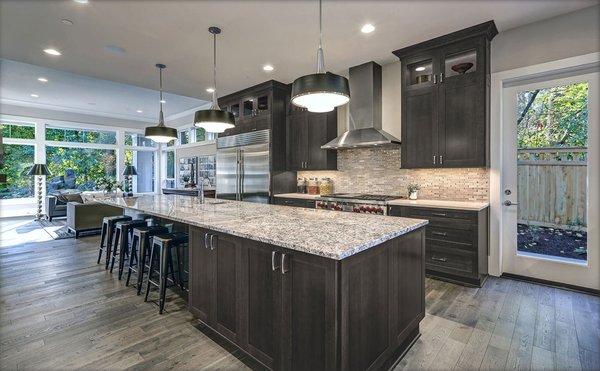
[298,147,489,201]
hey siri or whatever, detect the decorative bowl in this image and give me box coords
[451,62,474,74]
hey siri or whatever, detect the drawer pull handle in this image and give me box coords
[431,256,448,262]
[271,251,280,271]
[432,213,447,217]
[432,231,447,237]
[204,233,210,249]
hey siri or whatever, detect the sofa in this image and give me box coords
[66,200,122,238]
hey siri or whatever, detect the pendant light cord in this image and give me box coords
[212,32,219,109]
[316,0,325,74]
[158,65,165,126]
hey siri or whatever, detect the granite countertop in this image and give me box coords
[97,195,427,260]
[273,193,323,199]
[386,199,489,211]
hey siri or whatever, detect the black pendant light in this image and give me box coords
[144,64,177,143]
[291,0,350,113]
[194,26,235,134]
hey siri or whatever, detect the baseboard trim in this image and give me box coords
[501,272,599,296]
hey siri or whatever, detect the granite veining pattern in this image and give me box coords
[97,195,428,260]
[386,198,489,211]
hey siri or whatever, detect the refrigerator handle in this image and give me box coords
[240,150,245,201]
[236,149,241,201]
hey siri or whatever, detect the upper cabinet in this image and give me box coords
[393,21,497,168]
[218,80,289,138]
[287,108,337,171]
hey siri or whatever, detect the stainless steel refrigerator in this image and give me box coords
[216,129,270,203]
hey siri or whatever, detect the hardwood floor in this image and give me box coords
[0,220,598,370]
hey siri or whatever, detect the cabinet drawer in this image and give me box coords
[426,225,475,248]
[425,244,476,277]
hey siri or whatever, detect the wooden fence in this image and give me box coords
[517,147,587,230]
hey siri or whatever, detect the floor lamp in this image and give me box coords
[27,164,51,221]
[123,165,137,197]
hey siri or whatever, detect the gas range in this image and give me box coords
[315,193,405,215]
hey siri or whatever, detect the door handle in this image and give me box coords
[433,155,436,165]
[440,73,444,83]
[432,212,447,217]
[271,251,280,271]
[280,253,290,274]
[210,234,217,250]
[431,256,448,262]
[503,200,518,207]
[432,231,447,237]
[433,74,437,84]
[204,233,210,249]
[440,155,443,165]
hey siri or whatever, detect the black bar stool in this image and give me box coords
[144,232,188,314]
[98,215,132,269]
[126,225,169,294]
[110,219,148,279]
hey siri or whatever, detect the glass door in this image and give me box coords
[502,72,599,289]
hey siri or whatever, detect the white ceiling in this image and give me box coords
[0,0,597,111]
[0,59,207,123]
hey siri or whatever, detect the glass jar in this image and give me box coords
[319,178,333,195]
[296,178,307,194]
[307,178,320,195]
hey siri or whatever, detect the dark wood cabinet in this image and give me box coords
[393,21,497,169]
[388,205,489,286]
[189,225,426,370]
[273,197,315,209]
[286,110,337,171]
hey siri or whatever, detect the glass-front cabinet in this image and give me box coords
[219,89,272,136]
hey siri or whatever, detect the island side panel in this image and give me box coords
[340,227,425,371]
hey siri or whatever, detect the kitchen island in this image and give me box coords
[99,195,428,370]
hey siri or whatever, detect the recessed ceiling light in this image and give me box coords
[263,64,274,72]
[361,23,375,34]
[43,48,62,56]
[136,110,143,113]
[160,99,166,104]
[37,77,48,82]
[206,87,215,93]
[415,66,426,72]
[73,0,89,4]
[61,19,74,26]
[30,94,39,98]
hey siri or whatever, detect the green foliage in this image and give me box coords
[196,127,206,142]
[96,177,122,192]
[46,146,116,191]
[517,82,588,149]
[45,127,116,144]
[1,123,35,139]
[0,144,34,199]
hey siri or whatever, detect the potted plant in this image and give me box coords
[407,183,420,200]
[96,177,122,195]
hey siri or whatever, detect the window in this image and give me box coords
[162,150,176,188]
[45,146,116,192]
[125,132,155,147]
[179,129,190,145]
[0,144,35,199]
[1,122,35,139]
[195,127,216,142]
[46,126,116,144]
[124,149,155,193]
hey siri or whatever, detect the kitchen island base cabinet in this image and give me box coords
[188,226,425,370]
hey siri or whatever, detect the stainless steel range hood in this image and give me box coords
[321,61,400,149]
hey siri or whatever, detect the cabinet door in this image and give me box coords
[287,113,308,170]
[211,232,242,344]
[306,112,336,170]
[401,86,438,168]
[243,241,282,369]
[188,227,213,323]
[437,39,486,167]
[280,250,337,371]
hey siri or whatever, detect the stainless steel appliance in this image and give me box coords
[315,193,404,215]
[217,129,270,203]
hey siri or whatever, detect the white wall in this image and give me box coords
[492,5,600,73]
